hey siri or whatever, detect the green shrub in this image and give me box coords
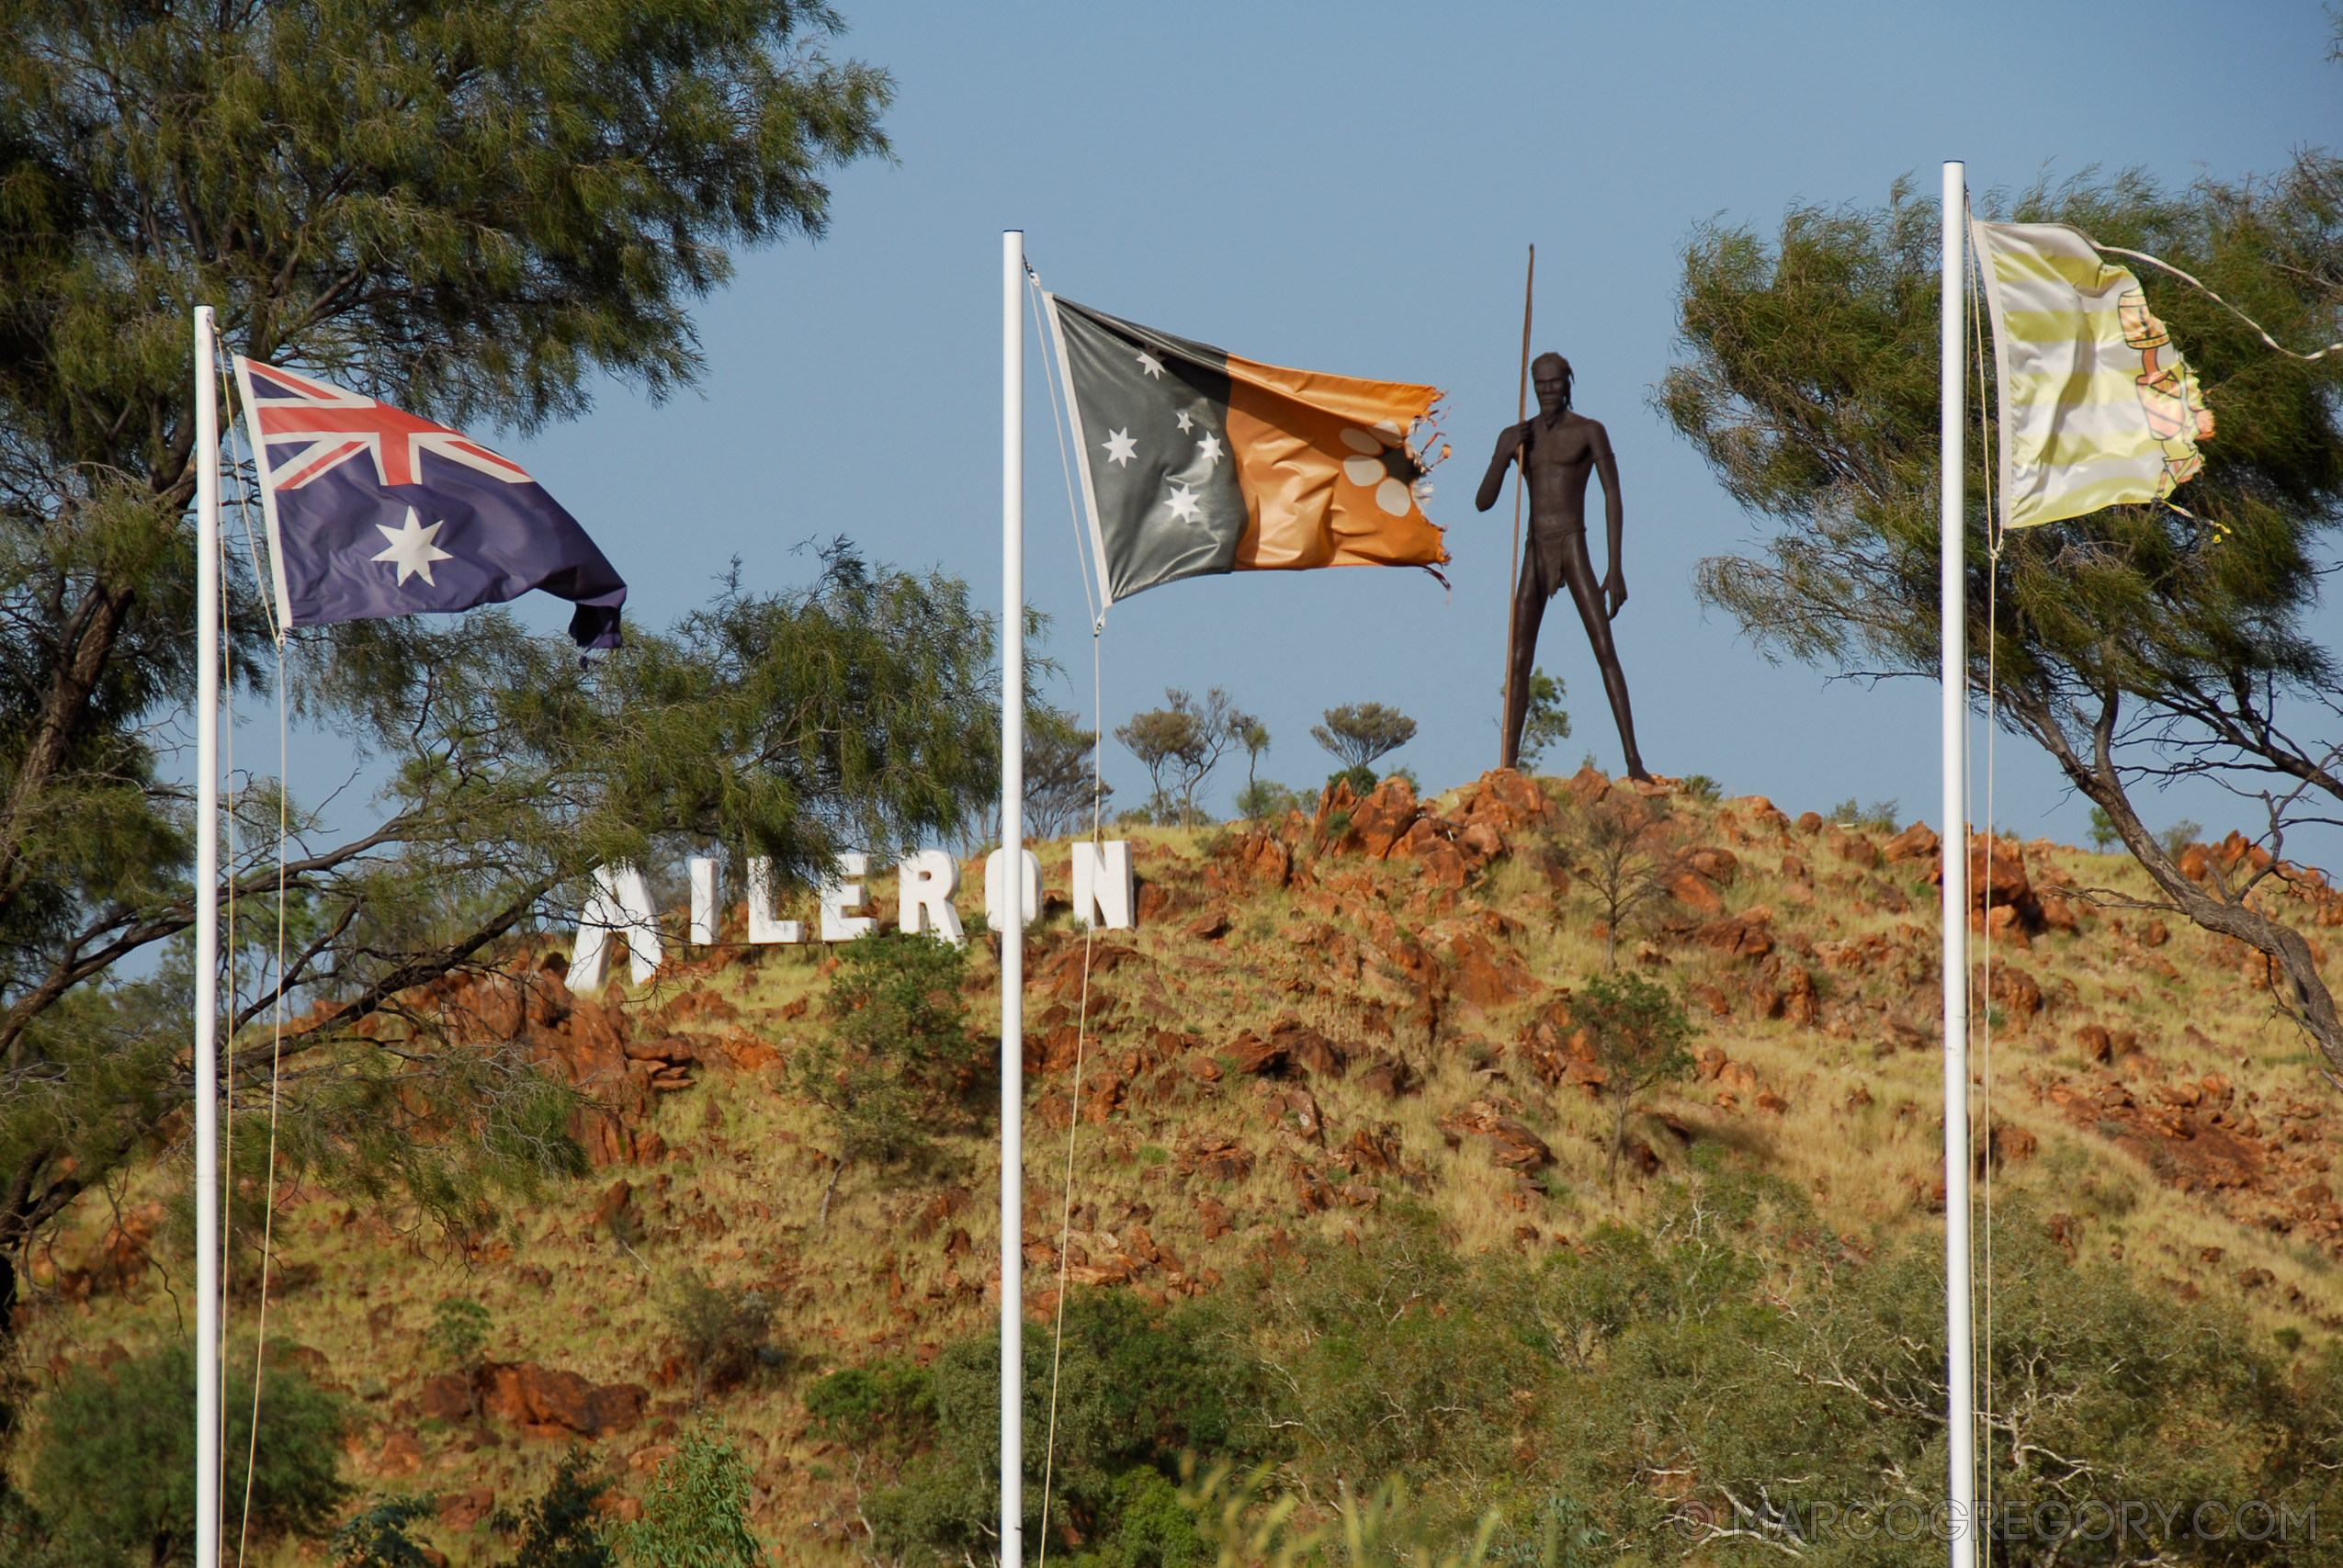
[615,1426,764,1568]
[659,1272,778,1406]
[867,1292,1262,1564]
[803,1359,936,1452]
[33,1340,347,1567]
[794,932,979,1213]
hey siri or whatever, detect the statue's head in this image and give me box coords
[1532,352,1572,417]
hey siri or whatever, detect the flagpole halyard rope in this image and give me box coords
[1966,209,1999,1539]
[1022,262,1104,1568]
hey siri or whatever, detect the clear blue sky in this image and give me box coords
[500,0,2341,847]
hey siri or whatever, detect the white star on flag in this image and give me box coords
[370,507,454,585]
[1136,351,1164,378]
[1175,410,1194,433]
[1165,483,1203,524]
[1102,428,1138,468]
[1196,434,1224,468]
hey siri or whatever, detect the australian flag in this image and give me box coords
[232,358,627,648]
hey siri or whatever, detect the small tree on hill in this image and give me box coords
[660,1274,778,1408]
[1024,705,1113,840]
[1115,688,1245,825]
[1515,670,1572,770]
[1574,971,1696,1189]
[427,1298,492,1419]
[795,933,978,1224]
[616,1425,767,1568]
[1312,704,1418,776]
[1574,798,1688,970]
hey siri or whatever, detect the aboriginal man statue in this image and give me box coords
[1475,352,1650,781]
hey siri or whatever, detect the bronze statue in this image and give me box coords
[1476,352,1649,781]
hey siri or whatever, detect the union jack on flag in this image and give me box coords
[232,357,627,648]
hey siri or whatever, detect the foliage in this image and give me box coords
[614,1426,765,1568]
[1566,798,1685,970]
[1181,1464,1502,1568]
[795,932,978,1212]
[2160,818,2205,861]
[802,1359,937,1454]
[1117,689,1250,826]
[1569,971,1696,1188]
[1660,154,2343,1078]
[334,1497,441,1568]
[1026,704,1115,840]
[31,1340,348,1565]
[496,1452,616,1568]
[1678,774,1723,806]
[428,1297,492,1371]
[1235,715,1274,809]
[1246,1208,1545,1511]
[1514,671,1572,770]
[336,1457,613,1568]
[1543,1186,2343,1567]
[867,1292,1261,1565]
[1235,781,1305,822]
[658,1273,778,1407]
[1825,798,1899,833]
[1311,704,1418,773]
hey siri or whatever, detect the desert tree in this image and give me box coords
[1573,797,1688,970]
[794,931,979,1224]
[0,0,912,1366]
[1663,151,2343,1081]
[1115,687,1245,826]
[1514,670,1572,771]
[1573,969,1696,1189]
[1312,703,1419,778]
[1023,704,1113,840]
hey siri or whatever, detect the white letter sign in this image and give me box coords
[819,852,876,942]
[1070,840,1135,931]
[572,865,663,987]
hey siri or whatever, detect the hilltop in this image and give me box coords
[16,764,2343,1561]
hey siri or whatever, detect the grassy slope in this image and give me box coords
[15,768,2343,1562]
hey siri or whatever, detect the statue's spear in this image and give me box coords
[1501,243,1534,767]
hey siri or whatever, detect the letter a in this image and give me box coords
[572,865,662,987]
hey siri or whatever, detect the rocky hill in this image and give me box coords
[17,765,2343,1562]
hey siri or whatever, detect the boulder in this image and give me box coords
[1883,823,1941,863]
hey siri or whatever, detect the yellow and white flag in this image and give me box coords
[1972,220,2214,530]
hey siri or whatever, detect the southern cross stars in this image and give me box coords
[1136,350,1164,378]
[1102,428,1138,468]
[370,507,454,585]
[1165,483,1203,524]
[1196,434,1224,468]
[1174,410,1194,433]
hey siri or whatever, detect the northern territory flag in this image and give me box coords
[232,358,628,648]
[1043,297,1449,604]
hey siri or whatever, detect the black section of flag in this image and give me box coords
[1049,299,1249,603]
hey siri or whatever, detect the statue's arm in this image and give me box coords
[1593,426,1626,616]
[1474,423,1525,513]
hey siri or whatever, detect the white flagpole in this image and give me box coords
[1938,160,1976,1568]
[1000,228,1025,1568]
[193,304,223,1568]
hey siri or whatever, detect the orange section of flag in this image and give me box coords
[1224,355,1449,573]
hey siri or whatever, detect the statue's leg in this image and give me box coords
[1561,532,1650,781]
[1503,553,1548,772]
